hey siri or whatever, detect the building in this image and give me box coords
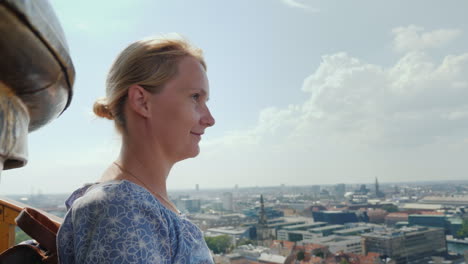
[266,218,307,229]
[447,217,463,237]
[228,245,286,264]
[265,218,309,237]
[269,240,295,257]
[312,211,360,225]
[346,193,369,204]
[400,203,444,211]
[275,221,327,242]
[176,198,201,213]
[276,230,317,242]
[385,212,409,226]
[362,226,446,264]
[334,184,346,200]
[279,223,372,242]
[188,213,246,230]
[408,214,465,236]
[332,226,373,236]
[311,185,321,195]
[301,235,363,254]
[408,215,447,229]
[367,209,388,224]
[257,253,286,264]
[355,184,370,195]
[419,196,468,206]
[222,192,234,211]
[309,224,345,237]
[206,226,250,245]
[281,222,327,232]
[243,207,284,220]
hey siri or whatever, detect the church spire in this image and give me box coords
[259,194,267,225]
[375,177,379,196]
[256,194,269,244]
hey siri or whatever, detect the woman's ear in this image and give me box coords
[128,85,151,118]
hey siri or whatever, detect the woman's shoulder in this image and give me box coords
[58,181,185,264]
[69,180,178,219]
[71,181,156,211]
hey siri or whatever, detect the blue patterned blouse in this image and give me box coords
[57,180,214,264]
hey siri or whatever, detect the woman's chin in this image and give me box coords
[189,147,201,158]
[177,147,200,161]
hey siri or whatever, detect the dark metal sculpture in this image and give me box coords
[0,0,75,172]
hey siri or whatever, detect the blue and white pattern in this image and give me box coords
[57,180,214,264]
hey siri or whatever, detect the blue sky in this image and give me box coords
[2,0,468,194]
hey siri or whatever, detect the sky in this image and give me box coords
[1,0,468,194]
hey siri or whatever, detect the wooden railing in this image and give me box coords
[0,197,62,252]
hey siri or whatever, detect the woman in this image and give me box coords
[57,36,215,263]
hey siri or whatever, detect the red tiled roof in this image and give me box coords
[386,212,408,217]
[419,211,444,215]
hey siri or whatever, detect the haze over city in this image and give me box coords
[1,0,468,194]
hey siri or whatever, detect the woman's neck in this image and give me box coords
[101,137,174,199]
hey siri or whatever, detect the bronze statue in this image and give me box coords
[0,0,75,173]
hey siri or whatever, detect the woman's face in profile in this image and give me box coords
[147,56,215,162]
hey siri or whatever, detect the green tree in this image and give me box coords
[237,238,253,246]
[296,251,305,261]
[382,204,398,213]
[457,219,468,238]
[204,235,232,254]
[315,251,324,258]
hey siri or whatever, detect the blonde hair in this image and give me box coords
[93,35,206,133]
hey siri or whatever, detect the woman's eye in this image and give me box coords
[191,93,200,101]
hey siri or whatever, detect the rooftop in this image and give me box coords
[362,226,443,238]
[268,220,306,228]
[409,214,446,218]
[303,235,361,245]
[258,253,286,264]
[282,222,326,230]
[333,226,372,235]
[309,224,345,232]
[207,226,249,235]
[401,203,444,210]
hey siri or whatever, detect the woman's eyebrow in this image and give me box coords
[188,88,210,101]
[191,88,208,95]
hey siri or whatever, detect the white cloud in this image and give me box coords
[299,50,468,147]
[180,27,468,187]
[392,25,462,53]
[281,0,319,12]
[208,47,468,150]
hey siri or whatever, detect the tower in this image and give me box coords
[375,178,379,197]
[256,194,269,244]
[259,194,267,225]
[375,178,384,198]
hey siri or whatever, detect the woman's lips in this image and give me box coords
[190,132,203,140]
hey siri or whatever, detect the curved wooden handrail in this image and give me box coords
[0,197,62,252]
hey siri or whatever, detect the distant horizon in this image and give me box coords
[3,178,468,196]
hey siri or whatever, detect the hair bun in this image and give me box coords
[93,98,113,120]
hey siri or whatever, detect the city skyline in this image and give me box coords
[7,171,468,263]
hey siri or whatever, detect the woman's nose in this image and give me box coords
[201,106,215,127]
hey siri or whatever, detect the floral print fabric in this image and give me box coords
[57,180,214,264]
